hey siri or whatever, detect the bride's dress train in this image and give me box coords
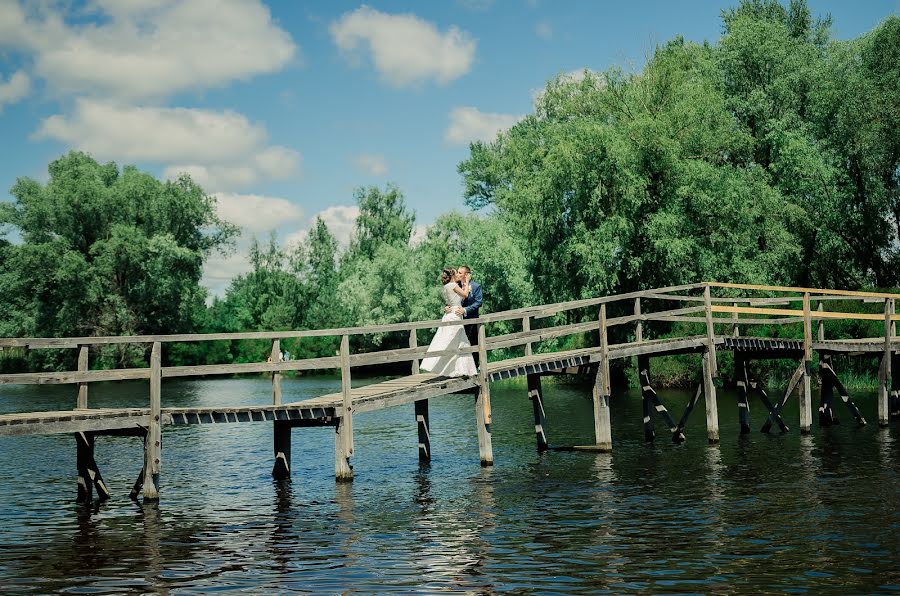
[420,282,478,377]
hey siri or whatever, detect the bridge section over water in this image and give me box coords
[1,282,898,503]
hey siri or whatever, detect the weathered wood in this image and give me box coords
[272,420,291,479]
[523,316,532,357]
[817,302,825,342]
[820,357,866,426]
[708,281,900,300]
[818,354,837,426]
[339,335,354,458]
[702,350,719,443]
[474,385,494,466]
[77,346,88,409]
[527,374,547,452]
[143,342,161,500]
[334,417,353,481]
[590,363,612,451]
[634,298,643,343]
[75,431,110,503]
[477,324,491,425]
[712,305,900,322]
[703,285,718,377]
[638,355,679,442]
[735,355,751,434]
[731,303,739,338]
[748,376,789,433]
[271,339,282,406]
[799,293,813,434]
[599,304,610,395]
[672,383,703,442]
[415,399,430,462]
[879,298,894,426]
[761,363,804,433]
[409,329,420,375]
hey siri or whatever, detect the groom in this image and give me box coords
[446,264,484,366]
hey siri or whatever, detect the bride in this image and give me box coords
[420,268,478,378]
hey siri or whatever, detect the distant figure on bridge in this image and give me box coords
[445,264,483,366]
[420,267,478,377]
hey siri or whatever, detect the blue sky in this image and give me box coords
[0,0,896,294]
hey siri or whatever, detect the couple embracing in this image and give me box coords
[420,264,483,378]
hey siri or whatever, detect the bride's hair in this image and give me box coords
[441,267,456,284]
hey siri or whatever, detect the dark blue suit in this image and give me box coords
[462,281,484,365]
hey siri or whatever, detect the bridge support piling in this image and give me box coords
[800,361,813,434]
[703,351,719,444]
[335,417,353,481]
[415,399,431,462]
[143,341,162,500]
[272,420,291,479]
[736,355,751,434]
[527,374,548,452]
[475,386,494,466]
[891,353,900,421]
[819,354,837,426]
[75,431,110,503]
[591,362,612,452]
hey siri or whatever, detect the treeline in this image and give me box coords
[1,1,898,383]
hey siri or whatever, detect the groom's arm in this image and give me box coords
[463,283,483,318]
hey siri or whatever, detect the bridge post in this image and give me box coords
[76,345,88,409]
[735,354,751,434]
[590,305,612,451]
[523,316,532,357]
[410,329,431,462]
[528,374,548,452]
[634,298,642,343]
[475,323,494,466]
[800,293,813,433]
[143,341,162,500]
[336,334,354,481]
[703,350,719,443]
[879,298,894,426]
[272,421,291,479]
[76,431,110,503]
[271,339,282,406]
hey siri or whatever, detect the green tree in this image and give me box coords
[0,152,236,365]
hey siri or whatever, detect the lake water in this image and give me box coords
[0,375,898,593]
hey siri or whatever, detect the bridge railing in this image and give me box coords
[1,281,899,407]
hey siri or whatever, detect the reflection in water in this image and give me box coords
[0,379,897,592]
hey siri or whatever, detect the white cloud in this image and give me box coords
[352,153,388,176]
[0,71,30,109]
[535,21,553,41]
[213,192,304,234]
[330,6,476,88]
[35,99,301,191]
[8,0,296,101]
[316,205,359,246]
[444,106,522,144]
[203,250,251,297]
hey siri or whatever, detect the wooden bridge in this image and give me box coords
[1,282,899,503]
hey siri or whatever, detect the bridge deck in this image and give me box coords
[0,335,891,438]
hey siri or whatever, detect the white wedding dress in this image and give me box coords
[420,282,478,377]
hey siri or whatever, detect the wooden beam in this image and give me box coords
[702,350,719,443]
[527,374,548,452]
[409,329,420,376]
[474,385,494,466]
[477,324,491,425]
[272,420,291,479]
[271,339,282,406]
[523,316,532,357]
[339,335,353,458]
[334,417,353,481]
[634,298,643,343]
[143,342,161,500]
[415,399,430,462]
[703,285,718,377]
[707,281,900,300]
[77,346,88,409]
[880,298,894,426]
[799,293,813,433]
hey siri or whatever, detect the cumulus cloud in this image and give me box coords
[410,224,429,246]
[444,106,522,144]
[0,71,30,109]
[213,193,304,234]
[6,0,296,101]
[352,153,388,176]
[34,99,301,191]
[330,6,476,87]
[283,205,360,252]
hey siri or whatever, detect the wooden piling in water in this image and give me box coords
[735,355,751,434]
[75,431,110,503]
[415,399,430,462]
[336,334,354,481]
[272,421,291,479]
[143,342,161,500]
[879,298,894,426]
[475,323,494,466]
[702,350,719,443]
[271,339,282,406]
[410,329,430,462]
[527,374,548,452]
[799,293,813,433]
